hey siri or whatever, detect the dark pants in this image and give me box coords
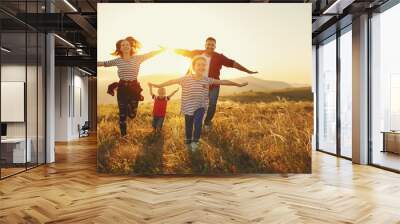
[184,108,205,144]
[117,85,139,136]
[204,86,220,126]
[152,116,165,130]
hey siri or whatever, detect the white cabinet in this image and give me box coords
[1,138,32,163]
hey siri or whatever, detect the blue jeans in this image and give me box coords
[184,108,205,144]
[204,86,220,125]
[152,116,165,130]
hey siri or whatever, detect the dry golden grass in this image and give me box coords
[97,95,313,174]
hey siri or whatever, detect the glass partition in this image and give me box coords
[0,1,46,179]
[1,31,28,177]
[370,4,400,171]
[317,36,337,154]
[339,28,352,158]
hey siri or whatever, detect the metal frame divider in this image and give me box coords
[25,1,28,172]
[336,26,341,157]
[315,44,320,151]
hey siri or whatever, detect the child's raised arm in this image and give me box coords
[150,78,181,88]
[148,83,154,96]
[168,88,179,98]
[212,79,248,87]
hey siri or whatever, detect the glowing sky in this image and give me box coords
[97,3,311,84]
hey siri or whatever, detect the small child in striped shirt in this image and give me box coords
[149,55,247,151]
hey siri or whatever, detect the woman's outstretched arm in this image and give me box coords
[150,78,181,88]
[98,58,118,67]
[141,47,166,61]
[212,79,248,87]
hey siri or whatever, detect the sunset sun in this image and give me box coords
[139,48,190,76]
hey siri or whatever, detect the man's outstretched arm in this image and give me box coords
[174,49,195,58]
[221,54,258,74]
[233,62,258,74]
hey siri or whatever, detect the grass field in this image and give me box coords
[97,89,313,174]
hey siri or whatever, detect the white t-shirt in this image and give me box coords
[201,53,211,77]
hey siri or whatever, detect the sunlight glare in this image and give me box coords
[140,49,190,76]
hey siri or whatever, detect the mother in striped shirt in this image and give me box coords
[149,56,248,151]
[98,36,165,137]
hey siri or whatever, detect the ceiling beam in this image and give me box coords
[55,55,96,73]
[67,13,97,39]
[323,0,356,14]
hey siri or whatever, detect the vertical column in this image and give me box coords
[352,14,369,164]
[46,0,55,163]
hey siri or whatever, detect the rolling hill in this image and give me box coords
[219,87,313,103]
[218,76,291,96]
[98,74,307,104]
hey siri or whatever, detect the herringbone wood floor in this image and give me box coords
[0,136,399,224]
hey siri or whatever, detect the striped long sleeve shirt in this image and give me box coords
[178,75,216,116]
[103,55,146,81]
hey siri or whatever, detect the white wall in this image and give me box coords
[55,67,89,141]
[72,73,89,138]
[55,66,69,141]
[1,65,26,139]
[1,65,41,136]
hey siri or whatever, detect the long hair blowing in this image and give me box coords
[111,36,142,56]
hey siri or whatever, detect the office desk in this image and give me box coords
[1,138,31,163]
[381,131,400,154]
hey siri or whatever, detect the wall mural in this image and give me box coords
[97,3,313,174]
